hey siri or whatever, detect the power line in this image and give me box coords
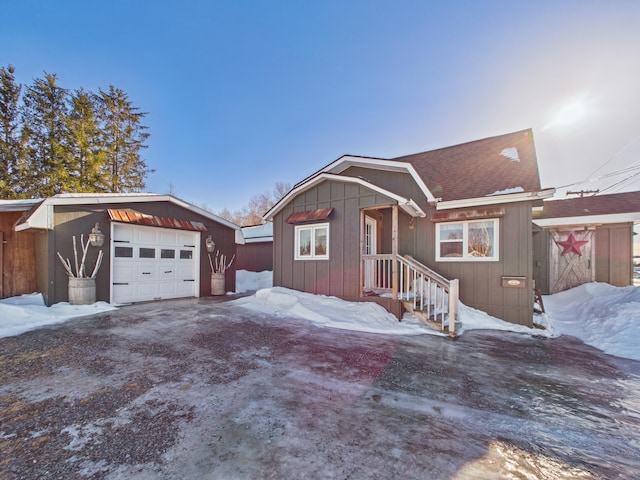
[598,169,640,195]
[581,134,640,183]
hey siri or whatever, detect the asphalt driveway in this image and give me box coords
[1,296,639,479]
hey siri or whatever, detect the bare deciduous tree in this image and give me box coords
[216,181,291,227]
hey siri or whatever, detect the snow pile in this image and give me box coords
[487,186,524,196]
[537,282,640,361]
[1,275,639,362]
[235,269,273,292]
[232,287,444,336]
[233,281,640,361]
[500,147,520,162]
[0,293,117,338]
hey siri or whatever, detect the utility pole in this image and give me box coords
[566,189,599,197]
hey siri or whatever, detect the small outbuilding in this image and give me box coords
[0,199,41,299]
[533,191,640,294]
[3,193,242,305]
[236,223,273,273]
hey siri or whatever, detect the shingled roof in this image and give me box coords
[392,129,541,202]
[534,191,640,220]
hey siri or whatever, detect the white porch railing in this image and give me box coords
[362,254,459,334]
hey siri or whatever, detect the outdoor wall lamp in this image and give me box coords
[205,235,216,252]
[89,223,105,247]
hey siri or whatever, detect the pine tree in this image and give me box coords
[66,89,109,192]
[0,65,23,198]
[21,72,73,197]
[98,85,149,192]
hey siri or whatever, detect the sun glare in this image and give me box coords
[555,101,587,125]
[542,98,589,131]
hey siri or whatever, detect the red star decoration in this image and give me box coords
[556,232,589,256]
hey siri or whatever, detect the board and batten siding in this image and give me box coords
[49,202,237,305]
[423,202,535,327]
[0,212,37,299]
[273,180,400,299]
[532,225,550,294]
[595,223,633,287]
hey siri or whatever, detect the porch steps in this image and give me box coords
[401,301,459,337]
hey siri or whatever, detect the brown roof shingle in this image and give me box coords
[534,191,640,220]
[392,129,541,201]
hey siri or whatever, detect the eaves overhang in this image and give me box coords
[326,155,437,203]
[435,188,556,211]
[293,155,437,203]
[264,173,426,221]
[533,212,640,228]
[14,194,244,243]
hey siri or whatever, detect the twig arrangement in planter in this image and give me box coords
[208,251,235,274]
[57,234,104,278]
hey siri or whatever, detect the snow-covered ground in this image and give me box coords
[0,293,116,338]
[2,270,639,362]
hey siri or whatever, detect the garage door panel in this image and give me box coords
[178,232,197,246]
[137,266,157,280]
[114,225,135,242]
[156,282,178,297]
[136,228,158,244]
[176,265,195,278]
[177,280,196,295]
[112,224,200,304]
[113,265,136,282]
[160,231,179,245]
[159,267,177,279]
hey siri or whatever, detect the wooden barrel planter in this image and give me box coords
[68,277,96,305]
[211,273,225,296]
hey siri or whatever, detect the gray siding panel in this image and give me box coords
[425,202,533,327]
[532,226,550,294]
[272,179,401,299]
[596,223,633,287]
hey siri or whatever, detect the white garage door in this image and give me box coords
[111,223,200,304]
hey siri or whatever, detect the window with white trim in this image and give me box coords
[436,218,499,261]
[295,223,329,260]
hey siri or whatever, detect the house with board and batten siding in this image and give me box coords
[264,129,556,331]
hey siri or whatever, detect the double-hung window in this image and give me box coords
[436,218,499,261]
[295,223,329,260]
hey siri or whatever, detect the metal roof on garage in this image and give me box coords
[108,208,208,232]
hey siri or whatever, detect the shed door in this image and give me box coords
[111,223,200,304]
[549,230,595,293]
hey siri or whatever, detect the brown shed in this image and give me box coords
[0,199,41,299]
[13,194,242,306]
[236,223,273,273]
[533,191,640,294]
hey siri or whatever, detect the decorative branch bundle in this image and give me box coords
[208,251,235,274]
[57,234,104,278]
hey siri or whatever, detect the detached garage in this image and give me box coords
[13,193,243,306]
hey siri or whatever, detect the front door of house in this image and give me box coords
[364,216,377,289]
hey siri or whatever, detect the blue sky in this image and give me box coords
[2,1,640,212]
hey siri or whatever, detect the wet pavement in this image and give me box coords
[1,295,639,479]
